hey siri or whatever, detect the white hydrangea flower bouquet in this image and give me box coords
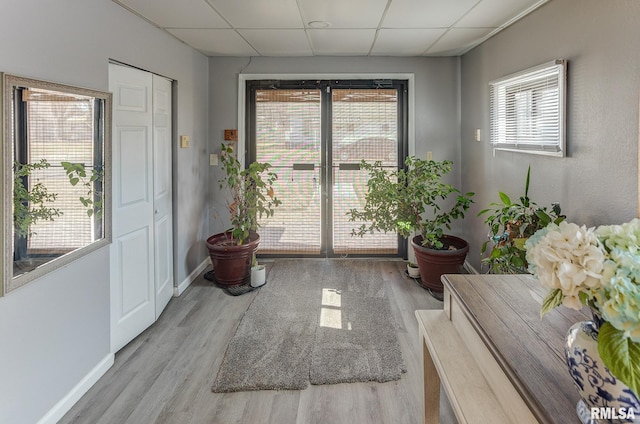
[525,219,640,396]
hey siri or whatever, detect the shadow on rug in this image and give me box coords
[211,259,406,392]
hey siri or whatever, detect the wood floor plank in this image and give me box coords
[60,260,457,424]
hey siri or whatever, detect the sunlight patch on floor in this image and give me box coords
[319,288,352,330]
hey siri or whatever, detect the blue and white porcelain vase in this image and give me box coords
[565,321,640,423]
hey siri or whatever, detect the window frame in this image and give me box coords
[489,59,567,157]
[1,74,112,295]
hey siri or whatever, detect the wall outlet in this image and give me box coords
[210,153,218,166]
[474,129,481,142]
[426,151,433,161]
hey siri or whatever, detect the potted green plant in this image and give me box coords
[206,142,281,286]
[478,166,564,274]
[13,159,62,239]
[13,159,62,270]
[348,156,474,292]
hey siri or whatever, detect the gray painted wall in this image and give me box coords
[0,0,209,422]
[460,0,640,270]
[207,56,465,241]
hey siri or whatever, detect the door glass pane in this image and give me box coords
[254,89,322,254]
[332,88,398,255]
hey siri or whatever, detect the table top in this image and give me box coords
[441,274,589,424]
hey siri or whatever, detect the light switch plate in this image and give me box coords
[180,135,189,148]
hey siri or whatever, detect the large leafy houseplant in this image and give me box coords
[348,156,474,249]
[526,219,640,396]
[218,142,281,245]
[206,142,281,287]
[348,156,473,293]
[478,166,564,273]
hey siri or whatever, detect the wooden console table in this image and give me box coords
[415,274,588,424]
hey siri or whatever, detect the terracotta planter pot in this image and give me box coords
[206,231,260,286]
[411,234,469,293]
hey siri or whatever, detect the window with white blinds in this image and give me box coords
[489,60,566,156]
[24,89,100,253]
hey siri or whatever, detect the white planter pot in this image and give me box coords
[251,265,266,288]
[407,263,420,278]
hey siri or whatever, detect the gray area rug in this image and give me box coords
[211,259,406,392]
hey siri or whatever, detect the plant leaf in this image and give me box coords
[540,288,563,317]
[498,191,511,206]
[598,322,640,396]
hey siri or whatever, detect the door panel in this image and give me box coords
[110,64,155,352]
[253,88,322,255]
[152,74,173,317]
[331,88,399,255]
[119,228,152,315]
[118,127,149,206]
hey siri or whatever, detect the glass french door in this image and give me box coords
[247,80,407,257]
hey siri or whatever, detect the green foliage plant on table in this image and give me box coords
[347,156,474,250]
[13,159,62,238]
[219,142,281,245]
[61,162,103,218]
[478,166,565,274]
[526,219,640,396]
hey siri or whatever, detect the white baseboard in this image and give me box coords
[37,353,114,424]
[174,257,210,297]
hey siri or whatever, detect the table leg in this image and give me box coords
[423,337,441,424]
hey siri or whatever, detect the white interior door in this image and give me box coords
[152,74,173,318]
[109,63,174,352]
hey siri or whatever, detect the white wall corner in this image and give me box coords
[174,257,210,296]
[36,353,114,424]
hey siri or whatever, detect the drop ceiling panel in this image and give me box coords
[371,29,446,56]
[206,0,303,28]
[425,28,495,55]
[382,0,479,28]
[456,0,548,28]
[116,0,229,28]
[298,0,389,29]
[239,29,313,56]
[308,29,377,55]
[167,29,258,56]
[113,0,547,56]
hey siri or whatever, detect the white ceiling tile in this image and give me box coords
[167,29,258,56]
[307,29,376,55]
[298,0,388,29]
[239,29,312,56]
[206,0,303,28]
[456,0,548,28]
[425,28,495,55]
[114,0,546,56]
[371,29,446,55]
[383,0,479,28]
[116,0,229,28]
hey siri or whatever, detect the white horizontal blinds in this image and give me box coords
[490,60,565,155]
[254,89,322,254]
[24,88,98,253]
[332,88,398,255]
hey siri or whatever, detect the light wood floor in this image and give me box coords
[60,260,457,424]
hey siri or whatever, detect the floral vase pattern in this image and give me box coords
[566,321,640,424]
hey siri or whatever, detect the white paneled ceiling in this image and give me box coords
[114,0,549,56]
